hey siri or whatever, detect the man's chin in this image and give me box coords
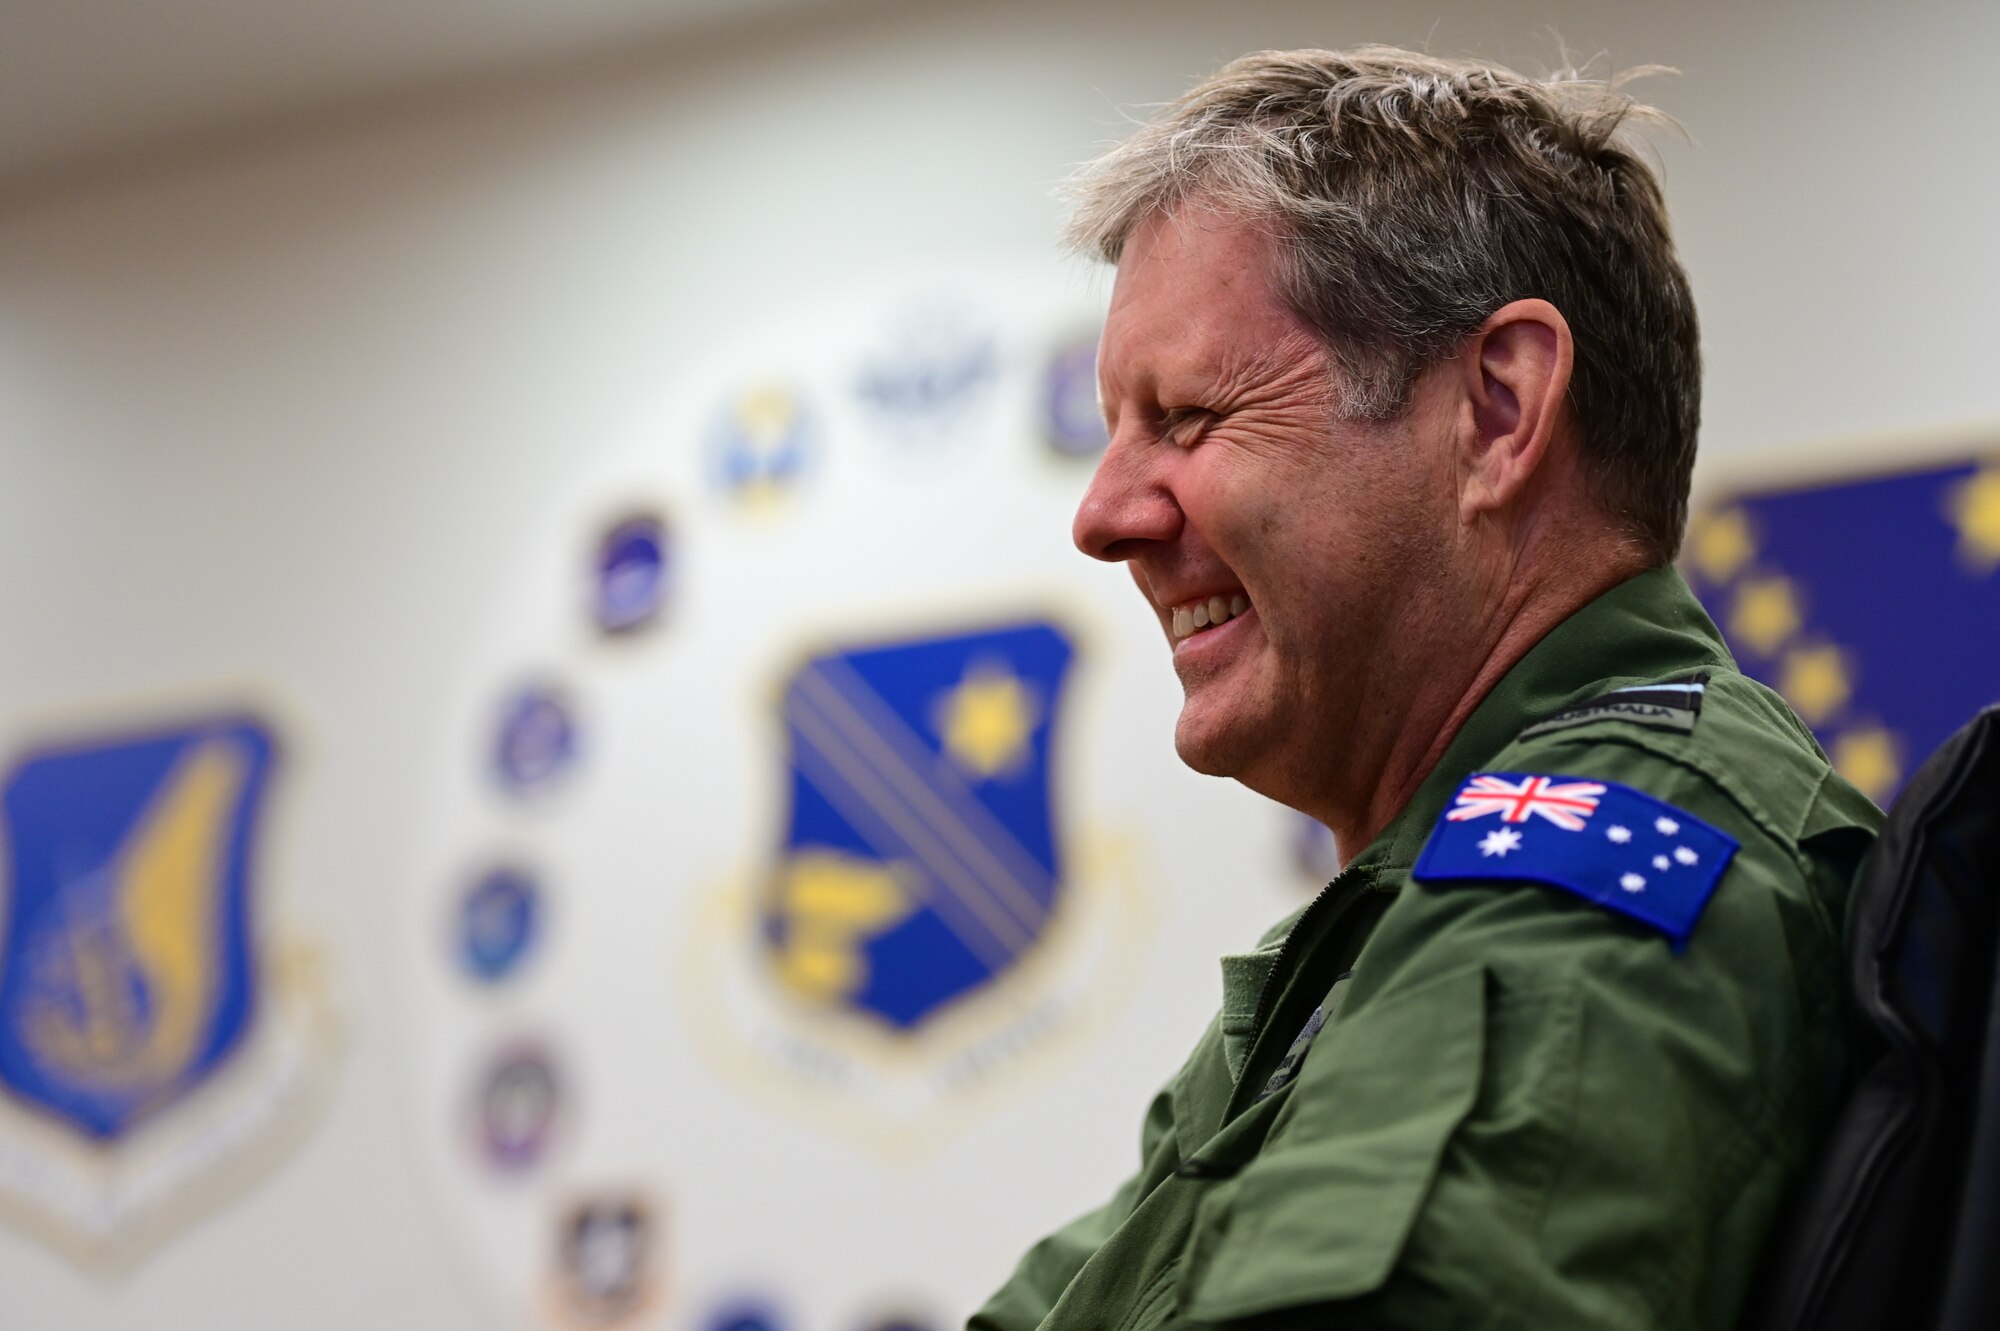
[1172,709,1256,780]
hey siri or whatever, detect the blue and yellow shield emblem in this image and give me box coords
[0,717,274,1141]
[766,621,1075,1029]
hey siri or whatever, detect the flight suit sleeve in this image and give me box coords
[969,1076,1183,1331]
[1164,739,1869,1331]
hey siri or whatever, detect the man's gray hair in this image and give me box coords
[1066,46,1701,561]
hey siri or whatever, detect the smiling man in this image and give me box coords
[971,48,1881,1331]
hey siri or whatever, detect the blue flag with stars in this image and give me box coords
[1413,773,1739,948]
[1684,450,2000,805]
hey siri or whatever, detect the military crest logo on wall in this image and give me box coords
[853,307,998,450]
[547,1191,659,1329]
[708,383,817,513]
[767,621,1071,1028]
[1040,328,1108,460]
[0,712,335,1265]
[592,511,672,636]
[681,617,1150,1157]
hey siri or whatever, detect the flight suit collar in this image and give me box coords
[1368,565,1733,874]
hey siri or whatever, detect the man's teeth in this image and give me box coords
[1171,594,1251,641]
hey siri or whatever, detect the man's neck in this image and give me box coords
[1318,544,1654,860]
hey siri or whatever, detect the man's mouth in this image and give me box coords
[1169,593,1252,641]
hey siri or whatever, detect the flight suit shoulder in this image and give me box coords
[1377,661,1885,987]
[1493,669,1872,879]
[1495,668,1838,851]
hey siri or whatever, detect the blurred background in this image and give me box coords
[2,1,1997,1328]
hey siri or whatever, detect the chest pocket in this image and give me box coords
[1175,963,1487,1321]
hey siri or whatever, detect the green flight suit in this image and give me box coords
[970,567,1880,1331]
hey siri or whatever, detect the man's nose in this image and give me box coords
[1072,429,1181,562]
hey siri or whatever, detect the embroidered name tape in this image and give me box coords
[1411,772,1738,948]
[1517,673,1709,741]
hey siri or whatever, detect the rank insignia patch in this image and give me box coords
[767,621,1074,1029]
[1413,773,1739,947]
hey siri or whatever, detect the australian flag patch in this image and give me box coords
[1411,773,1739,949]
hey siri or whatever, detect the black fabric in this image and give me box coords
[1744,706,2000,1331]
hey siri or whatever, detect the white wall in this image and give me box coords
[1,1,1996,1327]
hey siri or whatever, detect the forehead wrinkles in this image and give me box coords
[1100,285,1324,415]
[1100,206,1304,404]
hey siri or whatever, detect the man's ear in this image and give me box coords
[1455,299,1574,520]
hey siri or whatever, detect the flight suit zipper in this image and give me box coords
[1225,861,1390,1124]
